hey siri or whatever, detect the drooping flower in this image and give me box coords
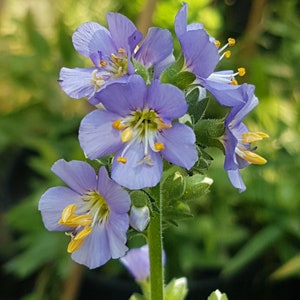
[59,12,174,104]
[38,159,131,269]
[174,3,246,107]
[222,85,268,192]
[120,244,166,282]
[79,75,198,190]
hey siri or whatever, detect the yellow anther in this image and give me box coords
[238,67,246,76]
[59,204,92,227]
[224,50,231,58]
[74,227,93,241]
[111,53,118,63]
[228,38,236,46]
[154,142,165,151]
[121,127,133,143]
[214,40,221,48]
[242,150,267,165]
[60,204,77,223]
[118,48,126,54]
[100,60,107,67]
[67,238,84,253]
[112,119,126,130]
[231,79,238,85]
[117,156,127,164]
[157,118,172,130]
[241,132,269,144]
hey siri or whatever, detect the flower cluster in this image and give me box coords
[39,2,268,274]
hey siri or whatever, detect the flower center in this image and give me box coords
[90,48,129,92]
[235,131,269,164]
[112,108,172,166]
[58,191,110,253]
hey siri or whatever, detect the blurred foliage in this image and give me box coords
[0,0,299,299]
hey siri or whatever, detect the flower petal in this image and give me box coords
[175,3,188,37]
[51,159,97,194]
[72,22,115,57]
[79,109,123,159]
[97,167,131,214]
[227,169,246,193]
[134,27,173,68]
[147,80,188,120]
[59,67,95,99]
[107,12,142,54]
[38,186,82,231]
[94,75,147,116]
[112,142,163,189]
[159,123,197,170]
[71,222,111,269]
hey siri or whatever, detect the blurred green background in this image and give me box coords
[0,0,299,299]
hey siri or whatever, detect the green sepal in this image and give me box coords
[194,119,225,151]
[193,147,214,173]
[207,290,228,300]
[181,173,213,202]
[160,55,196,90]
[130,190,149,207]
[161,168,186,201]
[165,277,188,300]
[129,293,146,300]
[132,57,153,85]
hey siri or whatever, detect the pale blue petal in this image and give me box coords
[38,186,82,231]
[72,22,115,57]
[97,167,131,214]
[153,53,175,79]
[112,142,162,189]
[227,169,246,193]
[95,75,147,116]
[175,3,188,37]
[159,123,197,170]
[59,67,95,99]
[147,80,187,120]
[71,222,111,269]
[130,206,150,231]
[51,159,97,194]
[79,109,123,159]
[134,27,173,68]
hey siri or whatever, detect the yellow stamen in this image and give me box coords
[224,50,231,58]
[157,118,172,130]
[117,156,127,164]
[112,119,126,130]
[67,238,84,253]
[231,79,238,85]
[100,60,107,67]
[59,204,92,227]
[121,127,133,143]
[242,150,267,165]
[241,132,269,144]
[214,40,221,48]
[118,48,126,54]
[74,227,93,240]
[238,67,246,76]
[111,53,118,63]
[154,142,165,151]
[228,38,236,46]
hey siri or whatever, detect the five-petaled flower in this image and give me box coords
[38,159,131,269]
[59,12,174,104]
[175,3,247,107]
[222,84,268,192]
[79,75,198,190]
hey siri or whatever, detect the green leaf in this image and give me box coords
[270,254,300,280]
[222,226,283,278]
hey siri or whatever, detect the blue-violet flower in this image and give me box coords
[59,12,174,103]
[79,75,198,190]
[38,159,131,269]
[222,85,268,192]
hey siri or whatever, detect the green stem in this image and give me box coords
[147,189,164,300]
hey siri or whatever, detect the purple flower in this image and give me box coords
[222,85,268,192]
[59,13,173,103]
[79,75,198,190]
[174,3,246,107]
[120,244,165,281]
[38,159,131,269]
